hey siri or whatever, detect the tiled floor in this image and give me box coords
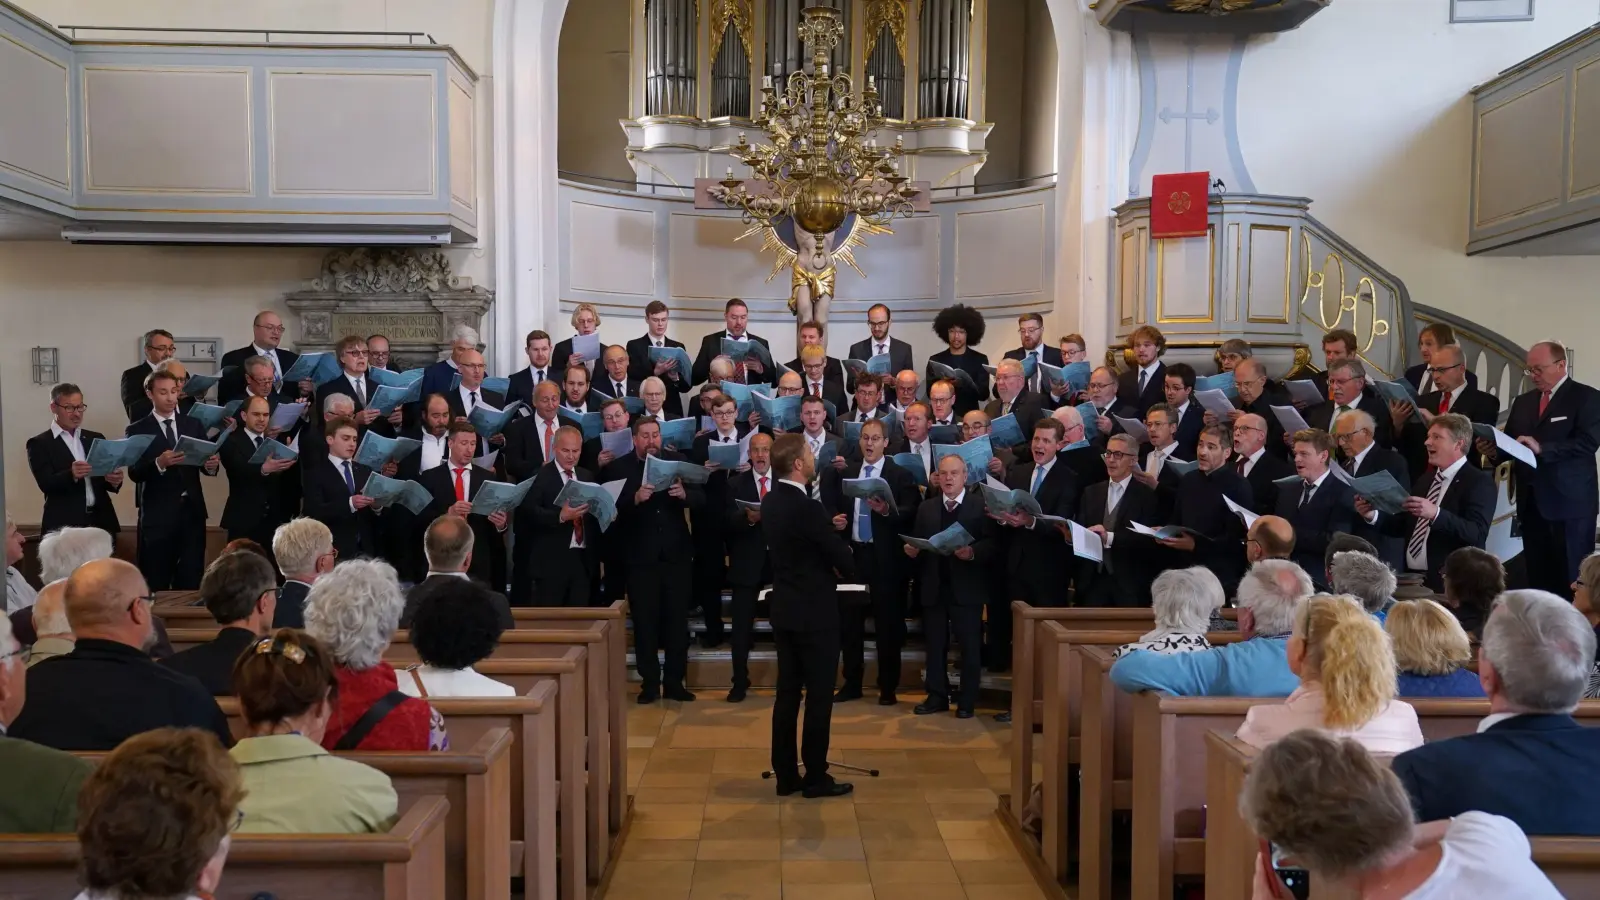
[612,692,1051,900]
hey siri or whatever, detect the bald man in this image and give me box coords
[1246,516,1296,565]
[25,581,74,668]
[219,309,307,405]
[444,349,506,457]
[9,559,231,750]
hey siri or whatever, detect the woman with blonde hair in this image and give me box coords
[1386,598,1484,697]
[552,301,603,374]
[1236,594,1423,753]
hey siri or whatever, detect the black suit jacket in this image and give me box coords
[984,391,1046,444]
[126,413,212,527]
[603,450,705,562]
[1344,444,1412,571]
[1393,714,1600,836]
[160,626,257,695]
[1307,389,1395,448]
[820,457,920,568]
[1239,383,1294,459]
[301,454,378,561]
[218,345,302,406]
[1172,468,1255,594]
[1076,478,1162,605]
[847,336,915,386]
[444,387,507,456]
[693,331,777,387]
[419,463,507,587]
[926,349,990,416]
[120,363,196,423]
[762,481,856,630]
[1058,444,1109,488]
[313,373,397,440]
[1117,361,1167,417]
[1084,398,1139,445]
[515,462,601,574]
[627,335,690,416]
[1173,401,1205,458]
[273,580,311,629]
[1274,471,1357,584]
[1401,386,1502,476]
[1003,346,1065,399]
[27,428,122,535]
[500,413,565,483]
[725,469,776,587]
[1405,362,1479,394]
[1503,378,1600,521]
[1240,450,1295,515]
[1002,458,1080,587]
[400,574,515,631]
[1375,461,1495,590]
[795,369,850,418]
[218,429,297,536]
[505,366,555,411]
[787,355,846,388]
[912,491,997,607]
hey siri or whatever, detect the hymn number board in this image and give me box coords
[135,336,223,400]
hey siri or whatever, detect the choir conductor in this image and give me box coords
[763,433,857,798]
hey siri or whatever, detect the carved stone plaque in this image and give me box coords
[330,313,439,342]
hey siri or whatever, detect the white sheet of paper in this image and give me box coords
[1069,521,1104,562]
[1223,494,1259,527]
[601,479,627,502]
[738,429,754,467]
[1194,389,1237,418]
[474,450,499,471]
[1129,521,1161,537]
[985,475,1009,492]
[1284,379,1325,406]
[1114,415,1150,445]
[1269,404,1311,434]
[571,332,601,361]
[269,401,307,431]
[1491,428,1538,468]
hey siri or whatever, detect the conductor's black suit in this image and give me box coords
[762,478,856,790]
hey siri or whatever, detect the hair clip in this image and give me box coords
[251,637,306,664]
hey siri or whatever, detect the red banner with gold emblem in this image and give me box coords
[1150,171,1210,239]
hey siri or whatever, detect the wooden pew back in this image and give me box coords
[0,795,449,900]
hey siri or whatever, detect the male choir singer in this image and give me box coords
[763,433,856,798]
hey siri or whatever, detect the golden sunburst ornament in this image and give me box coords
[737,216,891,285]
[1168,0,1255,13]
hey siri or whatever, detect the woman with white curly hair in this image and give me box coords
[303,559,448,751]
[1113,566,1222,659]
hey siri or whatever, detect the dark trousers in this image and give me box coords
[630,560,690,690]
[535,552,592,607]
[985,584,1013,672]
[509,539,536,607]
[771,625,840,785]
[138,517,207,591]
[923,602,983,711]
[728,584,762,690]
[839,544,906,695]
[1521,497,1593,600]
[691,527,728,642]
[601,541,629,605]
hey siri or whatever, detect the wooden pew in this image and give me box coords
[1204,700,1600,900]
[74,729,514,900]
[0,795,449,900]
[1006,602,1238,825]
[220,680,563,900]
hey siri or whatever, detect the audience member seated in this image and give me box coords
[222,537,271,560]
[73,728,245,900]
[1112,567,1222,659]
[1572,552,1600,699]
[9,526,122,650]
[303,558,449,751]
[230,628,399,833]
[9,558,231,750]
[1236,594,1423,753]
[1392,590,1600,835]
[399,579,515,698]
[1110,559,1312,697]
[0,609,91,832]
[26,580,74,668]
[1387,598,1485,697]
[1322,531,1378,591]
[271,517,337,630]
[1442,546,1503,641]
[4,515,34,615]
[1243,730,1561,900]
[400,515,514,631]
[1328,549,1397,621]
[161,550,280,695]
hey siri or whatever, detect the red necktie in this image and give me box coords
[543,419,555,459]
[1438,391,1450,414]
[454,467,467,502]
[564,469,584,544]
[758,475,768,498]
[1539,390,1552,418]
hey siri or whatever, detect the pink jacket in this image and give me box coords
[1235,684,1424,754]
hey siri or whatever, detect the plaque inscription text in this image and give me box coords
[329,313,438,342]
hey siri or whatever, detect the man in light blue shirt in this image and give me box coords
[1110,558,1313,696]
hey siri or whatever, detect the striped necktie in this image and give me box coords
[1408,471,1447,562]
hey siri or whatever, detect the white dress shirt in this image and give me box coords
[398,664,517,699]
[1347,441,1374,474]
[1136,360,1162,393]
[1298,468,1331,504]
[344,372,368,406]
[153,412,183,476]
[419,431,448,472]
[1436,381,1467,411]
[557,465,585,548]
[1239,446,1266,477]
[458,384,491,416]
[852,457,886,542]
[51,421,94,508]
[254,344,284,383]
[906,437,932,477]
[608,378,630,399]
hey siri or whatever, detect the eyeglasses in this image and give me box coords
[1234,424,1262,433]
[1333,429,1370,443]
[1523,361,1564,376]
[1103,451,1135,461]
[1088,381,1115,391]
[868,319,890,327]
[54,403,87,413]
[125,593,155,614]
[1327,376,1362,388]
[1427,363,1463,375]
[230,808,246,832]
[258,324,286,334]
[343,349,368,358]
[147,344,175,353]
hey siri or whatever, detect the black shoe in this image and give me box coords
[802,779,854,799]
[914,700,950,715]
[665,686,697,702]
[878,693,898,706]
[637,689,659,705]
[774,778,803,797]
[956,708,975,720]
[726,685,748,703]
[699,633,725,649]
[993,711,1012,723]
[833,686,864,702]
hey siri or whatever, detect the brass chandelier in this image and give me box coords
[712,6,922,238]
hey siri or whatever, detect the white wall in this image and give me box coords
[1237,0,1600,354]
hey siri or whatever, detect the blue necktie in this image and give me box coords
[342,460,356,495]
[858,464,874,541]
[1031,466,1045,496]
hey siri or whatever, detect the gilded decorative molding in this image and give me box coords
[707,0,753,65]
[1168,0,1256,13]
[863,0,909,66]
